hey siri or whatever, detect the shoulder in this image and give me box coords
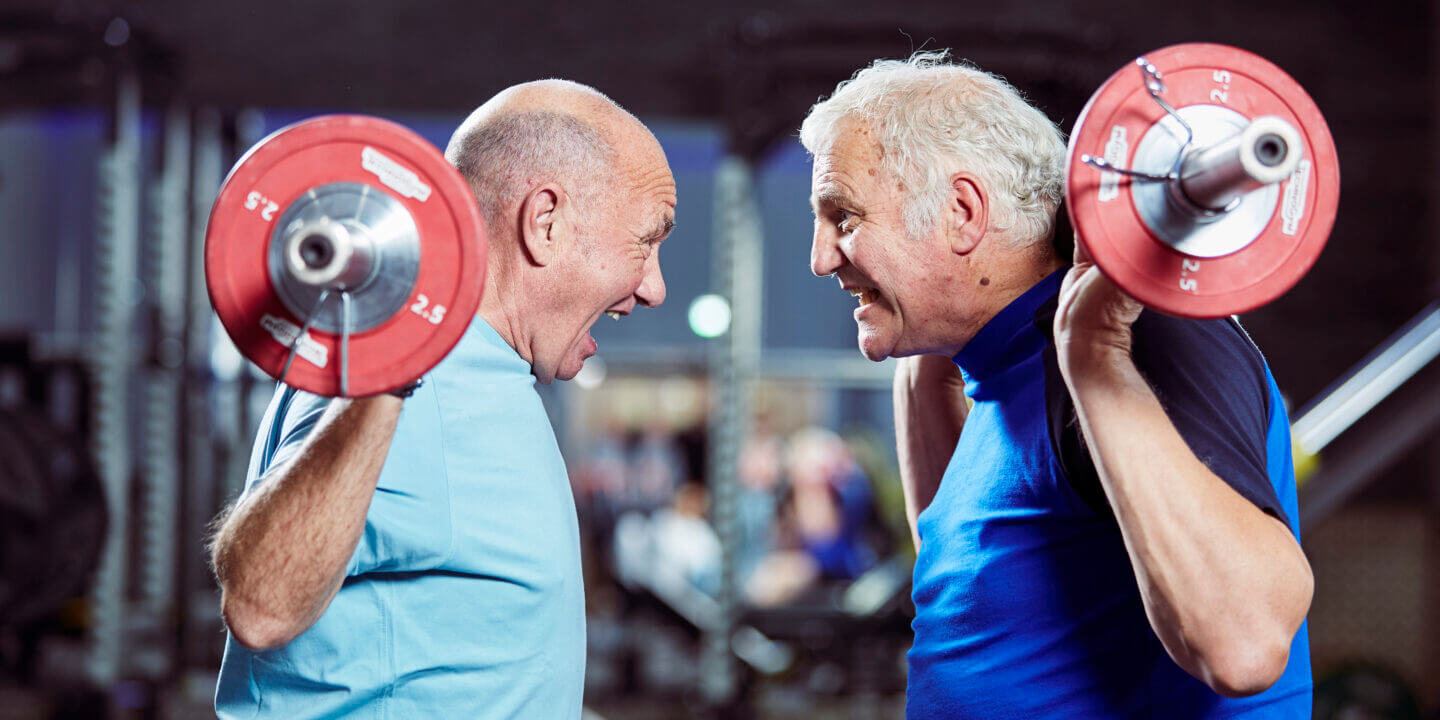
[1130,311,1270,417]
[1032,301,1286,522]
[1132,311,1266,375]
[427,332,559,458]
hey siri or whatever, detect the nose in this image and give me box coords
[637,246,667,308]
[810,224,844,277]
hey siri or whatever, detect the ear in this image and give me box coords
[518,183,569,267]
[947,172,988,256]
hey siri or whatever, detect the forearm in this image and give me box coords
[1061,350,1312,695]
[893,355,968,549]
[212,395,403,650]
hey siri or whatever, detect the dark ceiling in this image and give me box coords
[0,0,1434,407]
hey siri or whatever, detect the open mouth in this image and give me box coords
[605,311,623,321]
[848,288,879,307]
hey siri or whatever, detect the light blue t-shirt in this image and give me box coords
[216,319,586,720]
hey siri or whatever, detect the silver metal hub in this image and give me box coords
[1131,105,1282,258]
[268,182,420,334]
[282,218,366,288]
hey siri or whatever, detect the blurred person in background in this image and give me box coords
[736,412,784,583]
[613,481,722,599]
[629,419,686,512]
[745,427,879,607]
[786,427,878,582]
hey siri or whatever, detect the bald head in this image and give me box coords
[456,79,631,128]
[446,80,676,385]
[445,80,662,239]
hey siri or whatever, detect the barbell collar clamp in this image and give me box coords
[282,216,376,291]
[1177,115,1303,213]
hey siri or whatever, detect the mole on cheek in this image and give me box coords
[980,277,990,286]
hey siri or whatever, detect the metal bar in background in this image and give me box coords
[1298,361,1440,531]
[761,349,895,388]
[209,126,252,507]
[1292,301,1440,456]
[86,62,141,687]
[582,345,895,389]
[1292,300,1440,530]
[179,106,224,668]
[700,156,764,711]
[134,103,191,679]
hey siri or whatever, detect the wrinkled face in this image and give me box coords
[538,148,676,384]
[809,122,965,361]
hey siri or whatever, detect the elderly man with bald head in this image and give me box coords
[210,80,675,719]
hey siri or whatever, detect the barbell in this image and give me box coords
[1067,42,1339,318]
[205,115,487,397]
[204,43,1338,398]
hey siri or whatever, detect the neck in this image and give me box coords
[995,229,1065,288]
[943,238,1065,356]
[475,244,532,366]
[1007,241,1066,295]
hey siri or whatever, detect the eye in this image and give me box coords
[836,209,859,233]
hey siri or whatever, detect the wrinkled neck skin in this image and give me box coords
[929,230,1064,359]
[476,236,536,367]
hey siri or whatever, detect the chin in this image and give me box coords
[552,355,589,383]
[531,357,566,386]
[856,331,896,363]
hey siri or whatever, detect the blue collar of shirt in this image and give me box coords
[952,267,1068,392]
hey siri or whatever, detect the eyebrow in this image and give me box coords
[644,216,676,242]
[812,186,855,209]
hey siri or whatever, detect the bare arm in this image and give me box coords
[893,354,968,551]
[211,395,403,651]
[1054,253,1312,697]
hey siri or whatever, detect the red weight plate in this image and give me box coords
[206,115,487,396]
[1067,43,1339,318]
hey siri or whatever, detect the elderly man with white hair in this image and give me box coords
[801,51,1313,718]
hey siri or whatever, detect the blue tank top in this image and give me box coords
[907,269,1311,718]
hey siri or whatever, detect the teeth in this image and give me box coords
[605,311,622,321]
[849,289,877,307]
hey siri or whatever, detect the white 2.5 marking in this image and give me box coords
[244,191,279,221]
[410,294,447,325]
[1210,70,1232,105]
[1179,258,1201,293]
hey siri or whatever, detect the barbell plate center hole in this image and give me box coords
[300,234,334,269]
[1255,134,1287,167]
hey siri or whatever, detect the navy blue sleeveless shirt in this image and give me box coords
[907,268,1311,718]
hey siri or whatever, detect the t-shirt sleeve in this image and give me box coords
[1125,312,1290,526]
[246,384,334,492]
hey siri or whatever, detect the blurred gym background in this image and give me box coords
[0,0,1433,717]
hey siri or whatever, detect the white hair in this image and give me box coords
[799,50,1066,246]
[445,109,614,238]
